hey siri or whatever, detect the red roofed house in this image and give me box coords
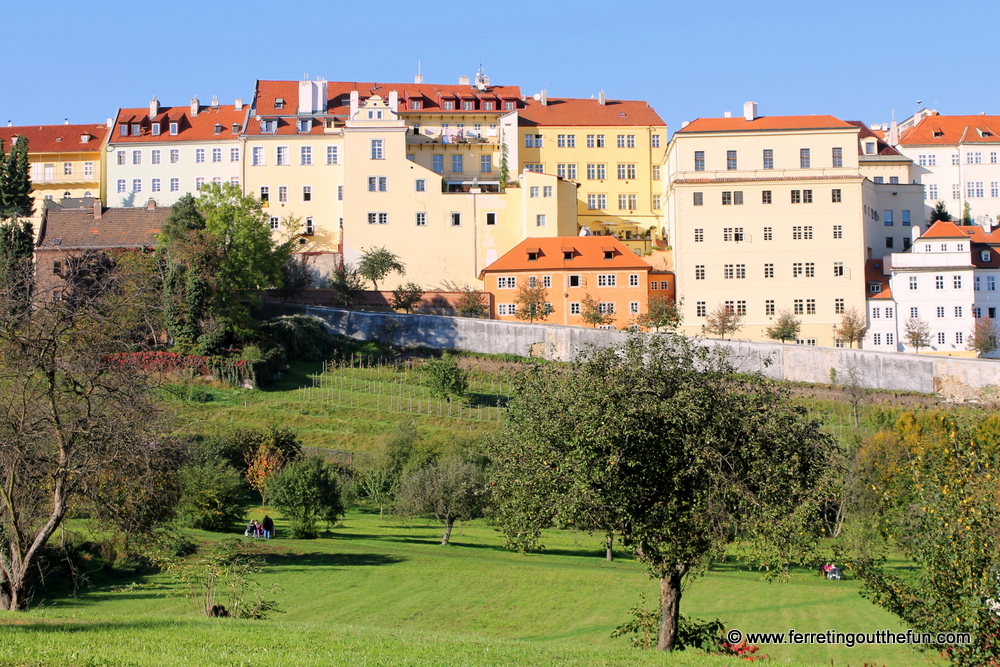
[480,236,664,328]
[104,95,249,208]
[896,112,1000,224]
[665,102,924,347]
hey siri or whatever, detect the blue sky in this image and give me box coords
[3,0,994,135]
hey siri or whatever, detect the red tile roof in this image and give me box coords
[0,123,108,153]
[243,116,326,136]
[678,115,854,133]
[253,80,524,117]
[480,236,653,277]
[920,220,970,239]
[845,121,904,156]
[957,224,1000,244]
[865,259,893,299]
[111,105,247,143]
[39,205,169,250]
[899,114,1000,146]
[518,98,665,127]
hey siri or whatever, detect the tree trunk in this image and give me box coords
[656,570,684,651]
[605,532,614,562]
[441,518,454,546]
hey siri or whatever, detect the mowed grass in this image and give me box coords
[0,511,941,667]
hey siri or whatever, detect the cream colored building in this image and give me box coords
[518,93,667,253]
[666,103,923,347]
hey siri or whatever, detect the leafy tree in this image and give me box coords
[638,296,682,332]
[701,303,743,339]
[766,310,801,343]
[0,259,183,610]
[581,293,614,328]
[930,201,953,223]
[277,254,314,302]
[266,457,344,539]
[904,317,931,352]
[355,450,400,518]
[513,280,553,323]
[391,281,424,313]
[328,261,366,307]
[968,318,1000,357]
[455,285,489,318]
[176,460,248,532]
[0,219,34,306]
[963,201,973,225]
[396,456,487,546]
[422,352,468,402]
[357,246,405,291]
[836,308,867,348]
[1,135,32,220]
[488,335,830,651]
[850,413,1000,666]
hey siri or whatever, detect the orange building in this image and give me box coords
[480,236,664,328]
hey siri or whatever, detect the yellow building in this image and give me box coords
[517,92,667,253]
[666,103,922,347]
[0,123,107,233]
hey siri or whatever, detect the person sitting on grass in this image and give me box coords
[244,519,255,537]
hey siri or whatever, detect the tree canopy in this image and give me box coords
[488,336,830,651]
[766,310,801,343]
[0,136,33,221]
[357,246,405,291]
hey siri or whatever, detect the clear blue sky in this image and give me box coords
[3,0,994,135]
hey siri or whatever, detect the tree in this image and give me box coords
[904,317,931,352]
[513,280,553,323]
[0,260,183,610]
[0,219,34,307]
[968,318,1000,357]
[581,293,614,328]
[836,308,868,348]
[702,303,743,339]
[277,254,314,302]
[638,296,682,332]
[391,282,424,313]
[396,456,487,546]
[963,201,973,225]
[357,246,405,291]
[176,460,248,532]
[766,310,801,343]
[328,261,366,307]
[488,336,830,651]
[266,457,344,538]
[1,135,33,220]
[849,413,1000,666]
[422,352,468,402]
[930,201,953,223]
[455,285,489,318]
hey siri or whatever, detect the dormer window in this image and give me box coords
[563,251,574,260]
[979,128,993,137]
[169,122,178,135]
[275,98,285,109]
[213,124,223,134]
[527,252,538,261]
[463,101,474,111]
[483,101,494,111]
[865,142,876,154]
[410,100,422,110]
[297,119,310,133]
[933,130,944,137]
[119,124,128,136]
[984,251,992,262]
[262,120,276,133]
[131,123,142,136]
[151,123,160,136]
[231,123,240,133]
[604,251,615,260]
[443,100,454,111]
[869,284,882,293]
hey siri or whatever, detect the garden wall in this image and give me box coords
[260,304,1000,399]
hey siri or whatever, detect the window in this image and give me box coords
[366,212,389,225]
[617,135,626,148]
[588,164,607,179]
[252,146,265,166]
[195,148,205,163]
[696,302,707,317]
[168,122,178,136]
[451,212,462,226]
[260,186,269,205]
[587,194,606,209]
[479,154,492,173]
[557,164,577,179]
[627,274,639,287]
[617,164,637,179]
[274,146,289,166]
[866,142,876,155]
[497,304,516,316]
[763,149,773,170]
[695,265,705,280]
[990,276,997,291]
[116,179,125,193]
[832,298,844,314]
[693,192,704,206]
[954,305,963,318]
[830,188,842,203]
[911,307,919,318]
[833,225,843,239]
[116,150,126,166]
[451,154,463,173]
[486,212,496,226]
[936,332,946,345]
[652,195,662,209]
[415,212,426,227]
[567,275,581,287]
[629,302,640,314]
[953,275,963,289]
[806,299,816,314]
[927,184,938,200]
[568,302,581,315]
[371,139,384,159]
[302,186,312,202]
[652,134,660,148]
[151,178,161,192]
[886,307,893,319]
[872,307,881,319]
[873,333,882,346]
[884,210,894,226]
[935,306,946,318]
[530,186,540,198]
[84,161,93,177]
[598,302,616,315]
[791,190,801,204]
[497,276,517,290]
[793,299,804,315]
[983,251,992,262]
[694,228,704,242]
[432,155,444,173]
[212,148,222,163]
[975,307,983,318]
[764,227,772,240]
[337,185,343,201]
[956,331,964,345]
[834,262,844,277]
[727,150,737,170]
[832,147,843,168]
[722,191,733,206]
[195,178,204,191]
[132,178,142,193]
[765,300,775,316]
[724,265,735,279]
[170,178,179,192]
[536,214,546,226]
[131,123,141,136]
[764,263,774,278]
[147,149,159,165]
[269,216,280,231]
[694,151,705,171]
[597,274,617,287]
[954,183,961,199]
[800,148,810,168]
[762,190,772,204]
[803,189,813,203]
[793,263,803,277]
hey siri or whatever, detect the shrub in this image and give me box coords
[422,353,468,402]
[175,460,248,532]
[261,315,339,362]
[267,457,344,539]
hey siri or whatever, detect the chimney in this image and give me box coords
[889,118,900,146]
[724,111,732,118]
[540,89,547,106]
[349,90,359,117]
[150,96,159,117]
[190,96,199,116]
[64,118,69,125]
[106,117,113,128]
[388,90,398,112]
[743,101,758,121]
[598,90,606,106]
[235,97,244,110]
[211,95,219,109]
[459,75,470,86]
[414,73,423,84]
[681,120,690,129]
[93,203,102,220]
[146,198,157,210]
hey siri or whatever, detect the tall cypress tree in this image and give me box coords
[0,139,7,220]
[2,136,32,220]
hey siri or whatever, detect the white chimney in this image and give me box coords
[106,118,113,128]
[388,90,398,112]
[681,120,690,128]
[146,198,157,210]
[459,75,470,86]
[298,80,327,115]
[349,91,359,118]
[540,89,547,106]
[190,96,199,116]
[210,95,219,108]
[414,73,423,84]
[598,90,606,106]
[235,98,244,110]
[150,96,159,117]
[743,101,758,121]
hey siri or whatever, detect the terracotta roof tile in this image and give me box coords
[39,205,169,249]
[865,259,893,299]
[518,98,665,127]
[678,115,854,133]
[0,123,109,153]
[899,114,1000,146]
[243,116,326,136]
[846,121,903,156]
[480,236,653,277]
[110,105,247,143]
[920,220,970,239]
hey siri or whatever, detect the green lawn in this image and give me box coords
[0,511,940,667]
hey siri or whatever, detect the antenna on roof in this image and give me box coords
[64,118,69,125]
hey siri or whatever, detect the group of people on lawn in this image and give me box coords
[245,516,275,539]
